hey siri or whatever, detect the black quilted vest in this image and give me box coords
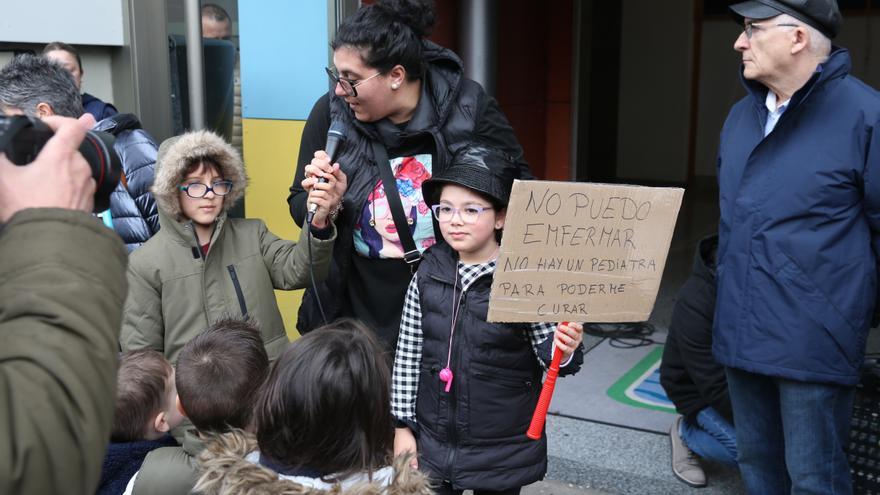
[414,242,546,490]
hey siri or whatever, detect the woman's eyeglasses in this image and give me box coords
[325,67,382,97]
[431,204,493,224]
[179,180,233,199]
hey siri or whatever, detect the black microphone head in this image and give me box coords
[327,120,347,141]
[325,120,348,163]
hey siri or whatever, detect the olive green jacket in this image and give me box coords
[129,428,204,495]
[121,130,335,363]
[0,209,128,495]
[121,210,334,363]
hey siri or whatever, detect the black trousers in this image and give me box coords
[432,482,522,495]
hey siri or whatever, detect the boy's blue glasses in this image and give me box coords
[179,180,233,199]
[431,204,493,224]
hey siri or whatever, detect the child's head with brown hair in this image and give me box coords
[175,317,270,433]
[254,318,393,479]
[112,349,183,442]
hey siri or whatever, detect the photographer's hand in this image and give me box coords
[0,115,96,222]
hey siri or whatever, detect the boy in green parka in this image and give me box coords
[121,130,345,363]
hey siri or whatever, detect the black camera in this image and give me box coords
[0,115,122,212]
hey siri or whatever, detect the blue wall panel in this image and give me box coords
[240,0,329,120]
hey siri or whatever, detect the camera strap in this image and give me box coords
[370,140,421,270]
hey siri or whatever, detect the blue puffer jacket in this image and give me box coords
[713,48,880,386]
[93,113,160,252]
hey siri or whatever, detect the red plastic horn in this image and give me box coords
[526,322,568,440]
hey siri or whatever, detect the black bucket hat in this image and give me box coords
[729,0,841,39]
[422,144,519,208]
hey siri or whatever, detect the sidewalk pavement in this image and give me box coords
[523,479,613,495]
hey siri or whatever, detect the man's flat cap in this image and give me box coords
[730,0,841,38]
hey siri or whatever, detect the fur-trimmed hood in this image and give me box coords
[195,430,433,495]
[152,131,247,220]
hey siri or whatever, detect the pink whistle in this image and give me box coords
[439,367,453,392]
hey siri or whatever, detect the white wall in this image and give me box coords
[616,0,694,183]
[1,0,123,109]
[0,44,117,109]
[78,47,116,105]
[0,1,123,46]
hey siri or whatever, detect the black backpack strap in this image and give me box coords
[370,140,421,269]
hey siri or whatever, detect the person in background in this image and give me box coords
[122,318,270,495]
[200,3,243,153]
[201,3,232,39]
[660,234,736,488]
[714,0,880,492]
[288,0,533,354]
[194,319,432,495]
[392,144,584,495]
[0,114,127,494]
[0,54,160,251]
[96,350,183,495]
[43,41,118,121]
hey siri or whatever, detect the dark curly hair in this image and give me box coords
[332,0,435,80]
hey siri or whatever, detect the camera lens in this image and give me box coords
[0,116,122,213]
[78,130,122,212]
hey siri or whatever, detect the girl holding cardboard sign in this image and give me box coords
[390,144,585,495]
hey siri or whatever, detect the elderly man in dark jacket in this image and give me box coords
[0,54,159,251]
[714,0,880,493]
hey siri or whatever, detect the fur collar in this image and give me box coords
[152,131,247,220]
[195,430,433,495]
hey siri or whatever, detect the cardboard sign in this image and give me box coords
[488,180,684,323]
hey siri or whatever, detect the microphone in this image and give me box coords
[307,120,348,225]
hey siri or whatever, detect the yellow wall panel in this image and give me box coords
[242,118,306,340]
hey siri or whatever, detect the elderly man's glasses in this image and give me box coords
[325,67,383,97]
[744,22,800,39]
[431,204,493,224]
[179,180,233,199]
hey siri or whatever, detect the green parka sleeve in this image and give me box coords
[119,252,165,354]
[259,220,335,290]
[0,209,127,495]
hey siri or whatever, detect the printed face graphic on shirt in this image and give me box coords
[354,154,435,259]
